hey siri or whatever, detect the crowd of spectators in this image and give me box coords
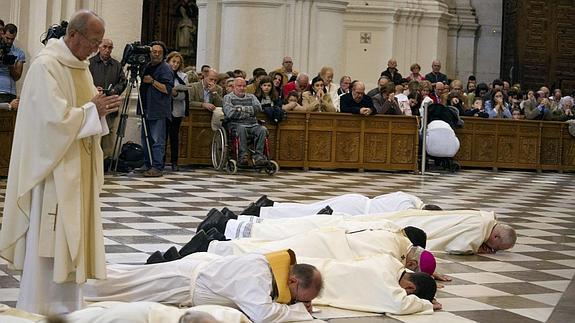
[3,21,574,176]
[185,56,574,124]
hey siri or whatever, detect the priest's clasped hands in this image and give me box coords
[92,91,122,117]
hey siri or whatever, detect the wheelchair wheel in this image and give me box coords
[265,160,280,175]
[226,159,238,174]
[450,161,460,173]
[211,128,227,170]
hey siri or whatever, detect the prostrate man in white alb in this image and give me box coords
[0,10,121,315]
[374,208,517,254]
[203,218,436,276]
[304,253,439,315]
[239,193,516,255]
[249,191,428,219]
[84,250,323,323]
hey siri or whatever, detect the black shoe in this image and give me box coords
[146,250,167,264]
[240,202,261,216]
[197,208,229,233]
[206,227,227,241]
[254,195,274,207]
[221,207,238,220]
[163,246,181,261]
[422,204,442,211]
[180,230,209,257]
[317,205,333,215]
[171,164,179,171]
[253,155,268,167]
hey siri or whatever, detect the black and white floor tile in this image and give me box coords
[1,168,574,322]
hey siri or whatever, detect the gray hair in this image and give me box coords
[179,311,219,323]
[560,96,573,109]
[66,9,104,35]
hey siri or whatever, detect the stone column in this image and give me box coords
[471,0,502,83]
[446,0,478,82]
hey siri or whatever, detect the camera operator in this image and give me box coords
[138,40,174,177]
[89,38,127,158]
[0,23,25,103]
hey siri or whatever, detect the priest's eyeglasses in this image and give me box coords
[76,30,102,47]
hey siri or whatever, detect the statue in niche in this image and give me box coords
[176,0,197,62]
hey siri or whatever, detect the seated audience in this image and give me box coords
[319,66,340,111]
[424,60,448,85]
[301,75,336,112]
[486,89,512,118]
[273,56,299,86]
[223,78,268,166]
[406,63,425,82]
[254,75,282,110]
[408,92,422,116]
[367,75,389,98]
[511,108,524,120]
[282,90,303,111]
[380,58,403,85]
[270,71,285,101]
[282,73,310,99]
[524,90,552,120]
[463,97,489,118]
[340,81,376,115]
[337,75,352,96]
[373,83,402,115]
[246,68,268,94]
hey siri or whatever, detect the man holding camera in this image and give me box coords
[89,38,127,159]
[138,41,174,177]
[0,23,25,104]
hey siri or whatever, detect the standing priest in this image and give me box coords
[0,10,121,315]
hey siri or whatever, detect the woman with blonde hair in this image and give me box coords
[166,51,189,171]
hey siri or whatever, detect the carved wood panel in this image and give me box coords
[497,135,517,163]
[364,134,387,163]
[391,135,415,164]
[518,136,538,164]
[503,0,575,94]
[278,130,305,161]
[308,131,332,162]
[335,132,361,162]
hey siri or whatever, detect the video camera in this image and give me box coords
[0,39,16,65]
[41,21,68,45]
[121,41,151,67]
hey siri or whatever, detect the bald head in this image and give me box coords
[179,311,219,323]
[98,38,113,60]
[64,10,105,61]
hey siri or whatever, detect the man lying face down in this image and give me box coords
[84,251,323,323]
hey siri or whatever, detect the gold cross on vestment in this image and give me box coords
[48,204,58,230]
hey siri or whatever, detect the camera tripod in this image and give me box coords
[109,64,153,173]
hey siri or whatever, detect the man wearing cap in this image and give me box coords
[84,250,322,322]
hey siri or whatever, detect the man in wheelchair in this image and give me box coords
[222,78,269,166]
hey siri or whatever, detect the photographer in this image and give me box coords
[138,40,174,177]
[89,38,127,158]
[0,23,25,103]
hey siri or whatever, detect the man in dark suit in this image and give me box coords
[188,68,224,130]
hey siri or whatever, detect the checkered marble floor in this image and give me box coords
[1,168,574,322]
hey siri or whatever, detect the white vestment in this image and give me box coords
[259,192,424,219]
[0,38,108,315]
[302,254,433,315]
[362,209,497,254]
[84,253,312,323]
[0,302,252,323]
[65,302,252,323]
[210,220,413,266]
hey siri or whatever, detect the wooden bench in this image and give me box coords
[0,110,16,176]
[176,108,420,172]
[455,117,575,172]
